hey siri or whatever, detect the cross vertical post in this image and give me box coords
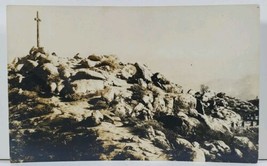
[34,11,41,48]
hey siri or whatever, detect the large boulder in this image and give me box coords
[58,64,73,79]
[35,53,51,64]
[95,55,119,70]
[175,138,194,149]
[88,54,103,61]
[20,60,39,74]
[71,79,104,94]
[213,140,231,154]
[133,103,153,120]
[138,78,147,89]
[18,63,60,92]
[99,86,119,103]
[105,75,128,87]
[191,148,206,162]
[34,63,59,81]
[152,130,171,150]
[233,136,257,151]
[164,94,174,115]
[234,148,243,159]
[142,91,154,104]
[114,99,132,117]
[153,95,166,113]
[71,69,106,81]
[176,112,203,136]
[203,141,219,154]
[153,136,171,150]
[133,63,153,82]
[120,64,137,80]
[174,94,197,111]
[77,59,100,68]
[175,138,205,162]
[163,83,183,94]
[212,107,241,126]
[14,64,24,72]
[80,111,104,126]
[151,72,170,90]
[201,115,233,139]
[34,52,59,66]
[142,90,154,110]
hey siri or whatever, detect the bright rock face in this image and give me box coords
[8,48,259,163]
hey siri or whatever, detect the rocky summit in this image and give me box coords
[8,47,259,163]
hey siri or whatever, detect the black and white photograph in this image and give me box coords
[7,5,259,163]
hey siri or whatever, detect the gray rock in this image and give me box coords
[164,94,174,115]
[121,64,137,79]
[15,64,24,72]
[106,75,128,87]
[34,63,59,81]
[191,148,205,162]
[72,69,106,80]
[155,130,166,137]
[213,107,241,126]
[200,114,233,138]
[102,86,116,102]
[82,111,103,126]
[234,148,243,159]
[174,94,197,111]
[49,82,57,93]
[188,109,199,118]
[213,140,231,154]
[114,99,132,117]
[175,138,205,162]
[133,103,153,120]
[20,60,39,73]
[153,95,166,113]
[88,54,103,61]
[142,91,154,106]
[164,83,183,94]
[134,63,153,82]
[146,126,156,139]
[203,142,219,154]
[233,136,257,151]
[78,59,100,68]
[134,103,146,112]
[138,78,147,89]
[71,79,104,94]
[151,72,170,90]
[201,148,216,160]
[153,136,171,150]
[175,138,194,149]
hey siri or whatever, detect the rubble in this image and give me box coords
[8,48,259,163]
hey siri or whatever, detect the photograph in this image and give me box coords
[7,5,259,163]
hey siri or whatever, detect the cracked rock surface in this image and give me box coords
[9,48,259,163]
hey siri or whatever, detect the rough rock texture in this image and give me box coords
[8,48,259,163]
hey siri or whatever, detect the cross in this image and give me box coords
[34,11,41,48]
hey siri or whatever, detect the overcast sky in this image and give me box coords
[7,5,259,100]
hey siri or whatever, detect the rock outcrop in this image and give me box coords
[8,47,259,163]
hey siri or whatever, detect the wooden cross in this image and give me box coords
[34,11,41,48]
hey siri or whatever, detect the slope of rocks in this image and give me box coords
[8,47,259,163]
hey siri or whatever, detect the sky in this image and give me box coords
[7,5,259,100]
